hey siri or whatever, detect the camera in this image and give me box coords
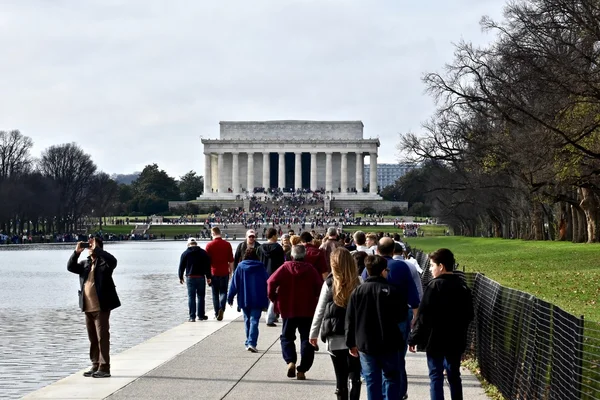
[80,242,90,249]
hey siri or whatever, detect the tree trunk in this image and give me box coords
[558,202,569,241]
[579,187,599,243]
[571,204,586,243]
[544,205,555,241]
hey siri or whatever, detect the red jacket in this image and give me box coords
[303,243,328,275]
[267,260,323,318]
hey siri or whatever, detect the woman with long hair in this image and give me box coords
[309,247,362,400]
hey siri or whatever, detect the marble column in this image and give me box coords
[278,152,286,189]
[232,152,239,194]
[369,152,378,194]
[203,152,212,195]
[247,152,254,192]
[294,152,302,190]
[310,152,317,191]
[356,152,363,193]
[217,152,225,193]
[340,152,348,193]
[325,152,333,193]
[262,152,270,189]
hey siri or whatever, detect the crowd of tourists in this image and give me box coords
[248,187,325,205]
[65,222,471,399]
[176,227,474,399]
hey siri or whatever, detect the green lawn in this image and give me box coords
[91,225,136,235]
[90,225,207,237]
[344,224,447,236]
[147,225,207,237]
[106,214,210,222]
[403,237,599,322]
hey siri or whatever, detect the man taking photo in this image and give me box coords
[67,236,120,378]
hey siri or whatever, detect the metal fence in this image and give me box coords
[413,250,600,400]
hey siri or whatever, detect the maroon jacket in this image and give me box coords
[267,260,323,318]
[303,243,329,275]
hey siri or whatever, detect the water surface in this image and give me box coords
[0,240,239,399]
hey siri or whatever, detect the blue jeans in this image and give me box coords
[398,309,413,396]
[359,351,401,400]
[186,277,206,320]
[242,308,262,347]
[280,317,315,373]
[427,353,463,400]
[211,275,229,317]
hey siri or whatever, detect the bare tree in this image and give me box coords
[0,130,33,179]
[38,143,97,233]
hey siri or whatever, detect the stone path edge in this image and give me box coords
[22,311,243,400]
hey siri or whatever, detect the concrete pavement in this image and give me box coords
[24,315,488,399]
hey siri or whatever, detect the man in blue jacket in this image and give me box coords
[228,249,269,352]
[178,238,212,322]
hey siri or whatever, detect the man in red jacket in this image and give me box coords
[205,227,234,321]
[267,244,323,381]
[299,232,328,279]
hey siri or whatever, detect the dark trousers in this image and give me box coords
[427,353,463,400]
[211,275,229,316]
[85,311,111,372]
[331,349,362,400]
[186,277,206,319]
[280,317,315,373]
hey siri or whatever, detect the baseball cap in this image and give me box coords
[187,237,197,244]
[281,233,290,239]
[246,229,256,238]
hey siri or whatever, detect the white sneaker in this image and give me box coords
[246,346,258,353]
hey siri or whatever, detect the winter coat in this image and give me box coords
[257,242,285,276]
[345,276,405,355]
[227,259,269,310]
[408,273,474,357]
[319,275,349,342]
[178,245,212,280]
[267,260,323,318]
[67,248,121,312]
[234,240,260,270]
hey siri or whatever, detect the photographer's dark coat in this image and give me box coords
[67,248,121,312]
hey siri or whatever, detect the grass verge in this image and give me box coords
[404,237,599,322]
[343,224,447,236]
[462,358,506,400]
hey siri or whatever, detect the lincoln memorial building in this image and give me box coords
[200,120,382,200]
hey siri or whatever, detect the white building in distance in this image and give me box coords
[364,163,417,190]
[200,120,382,200]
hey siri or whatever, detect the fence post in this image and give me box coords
[574,315,584,400]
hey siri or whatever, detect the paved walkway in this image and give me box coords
[24,315,488,399]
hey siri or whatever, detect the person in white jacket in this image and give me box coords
[309,248,362,400]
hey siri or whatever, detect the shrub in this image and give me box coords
[389,206,407,216]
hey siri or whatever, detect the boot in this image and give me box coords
[349,380,361,400]
[336,387,348,400]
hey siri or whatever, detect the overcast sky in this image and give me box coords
[0,0,505,178]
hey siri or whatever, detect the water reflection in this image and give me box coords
[0,241,239,400]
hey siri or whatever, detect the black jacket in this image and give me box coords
[234,240,260,270]
[345,276,405,355]
[257,242,285,276]
[178,246,212,280]
[67,248,121,312]
[408,273,474,356]
[320,275,348,342]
